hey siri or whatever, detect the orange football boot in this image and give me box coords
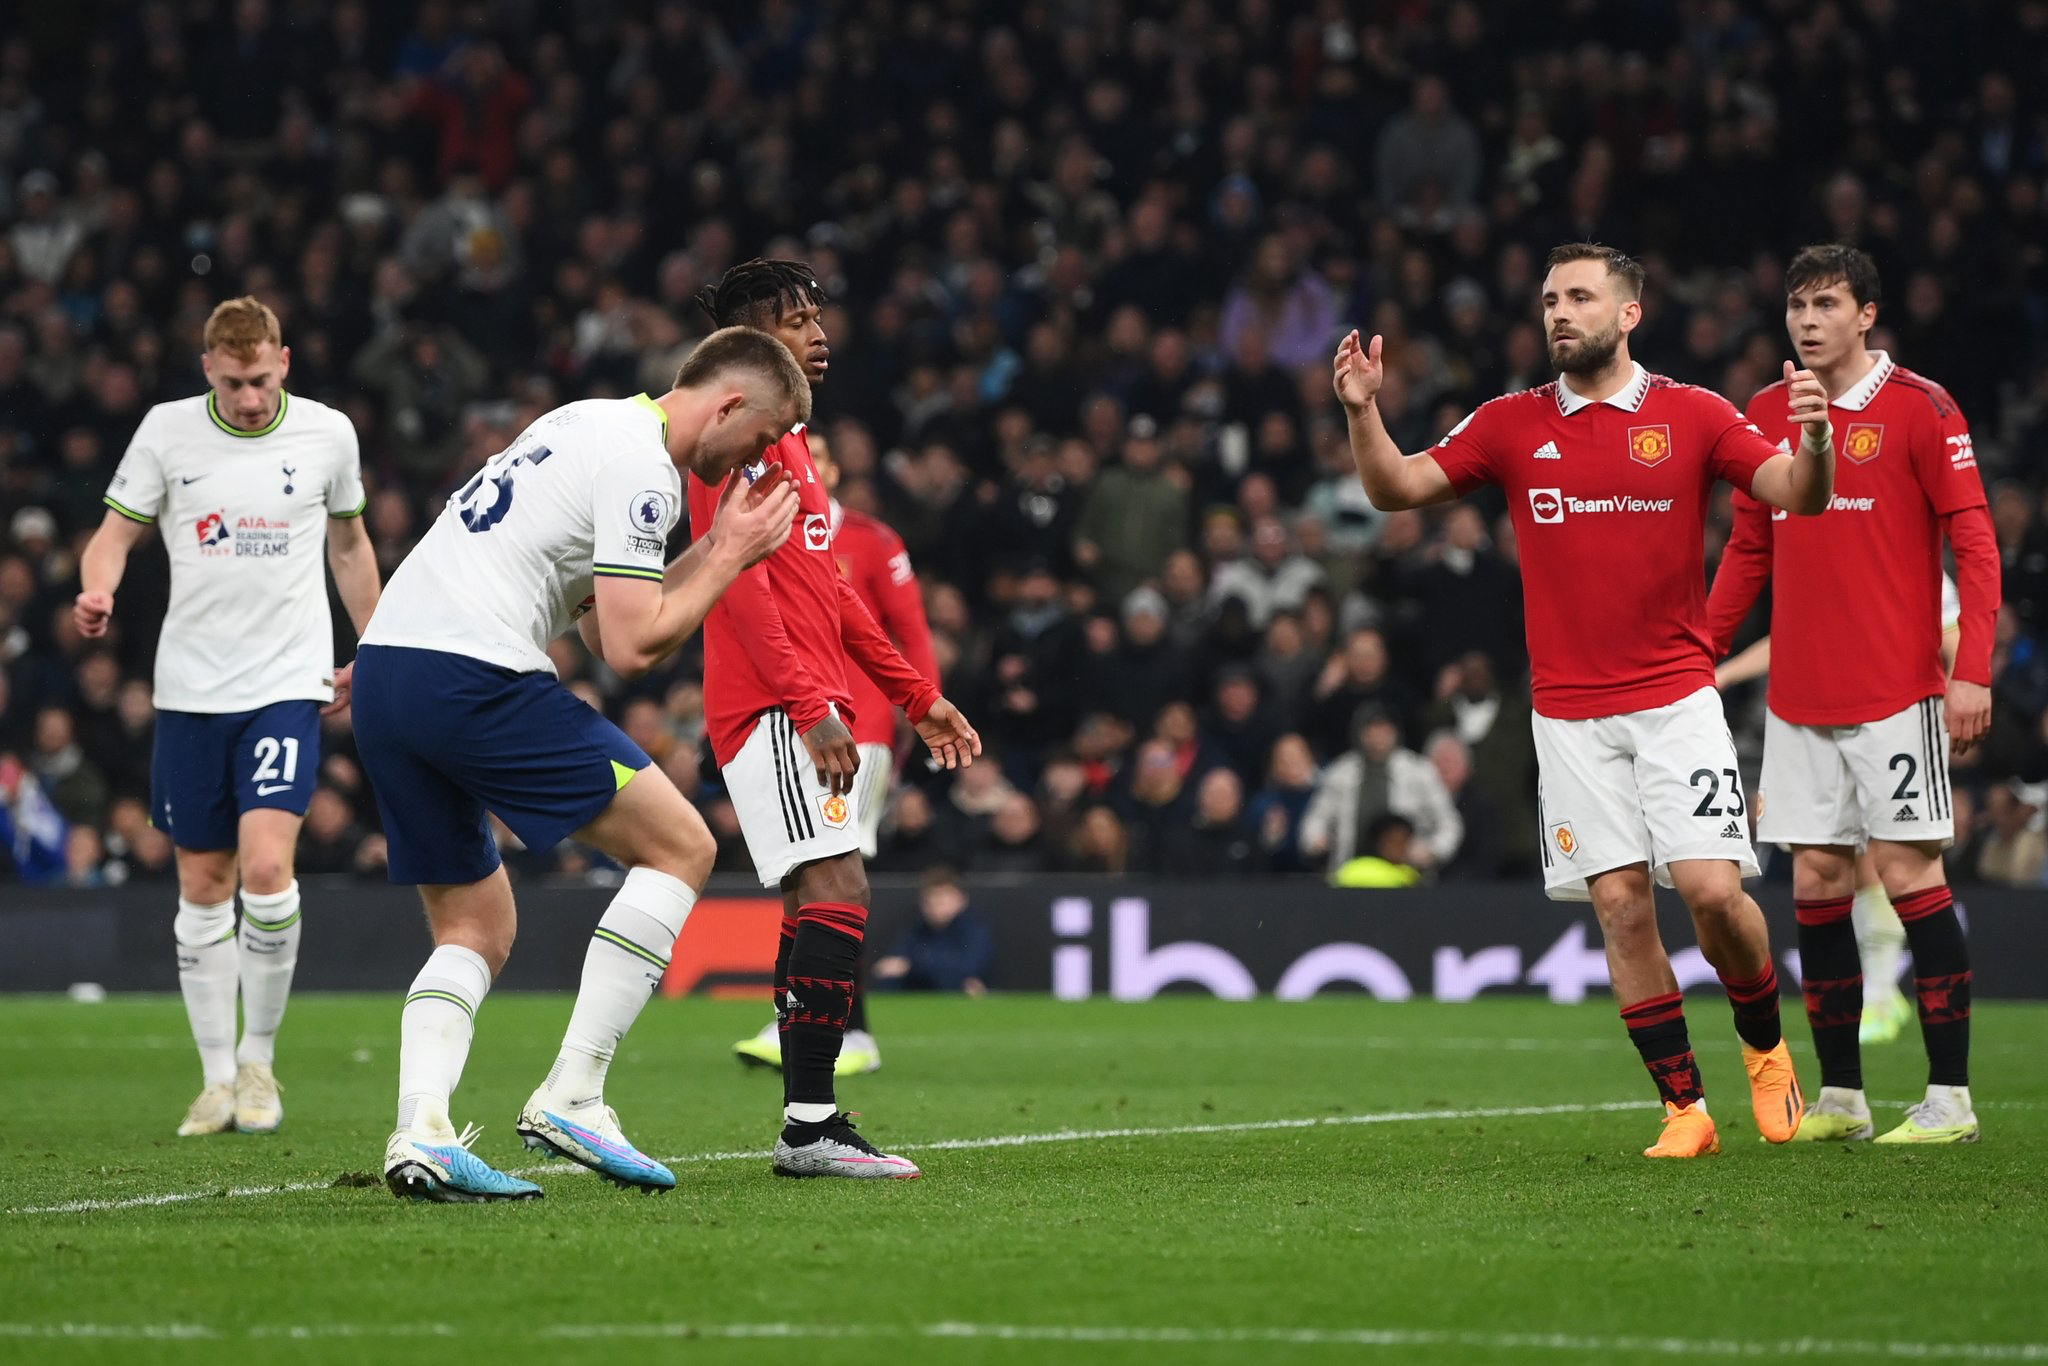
[1742,1040,1805,1143]
[1643,1100,1720,1158]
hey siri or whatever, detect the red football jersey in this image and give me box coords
[692,426,848,765]
[1430,364,1780,719]
[1705,352,1993,725]
[691,427,939,767]
[831,502,939,747]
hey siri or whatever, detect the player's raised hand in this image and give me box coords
[1332,330,1385,413]
[711,460,799,568]
[1947,678,1991,759]
[1784,360,1831,443]
[322,661,355,718]
[73,590,113,638]
[799,713,861,797]
[915,696,982,771]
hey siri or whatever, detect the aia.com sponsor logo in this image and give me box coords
[1527,488,1674,524]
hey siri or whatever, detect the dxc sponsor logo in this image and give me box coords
[1045,897,1744,1003]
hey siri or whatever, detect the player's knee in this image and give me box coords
[240,854,294,896]
[799,852,869,907]
[176,855,237,906]
[654,822,716,890]
[1682,878,1748,929]
[437,919,514,976]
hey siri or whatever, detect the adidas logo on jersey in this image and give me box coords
[1895,804,1917,822]
[1531,441,1562,460]
[1719,820,1745,840]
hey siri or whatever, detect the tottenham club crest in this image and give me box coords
[629,490,674,536]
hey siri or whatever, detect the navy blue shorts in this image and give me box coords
[350,644,650,885]
[151,701,322,851]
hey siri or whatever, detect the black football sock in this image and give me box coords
[1796,895,1863,1091]
[773,912,797,1108]
[1620,993,1705,1108]
[1895,886,1971,1087]
[847,975,870,1034]
[1719,960,1783,1052]
[783,901,865,1115]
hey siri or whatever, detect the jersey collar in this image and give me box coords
[1829,351,1894,412]
[630,392,669,442]
[1555,362,1650,416]
[206,390,290,438]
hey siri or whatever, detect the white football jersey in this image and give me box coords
[1941,572,1960,633]
[364,395,680,674]
[104,391,365,714]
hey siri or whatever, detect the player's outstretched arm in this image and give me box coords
[1333,330,1456,511]
[1747,361,1835,515]
[72,509,154,638]
[592,468,798,678]
[914,697,982,771]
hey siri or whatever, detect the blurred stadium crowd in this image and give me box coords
[2,0,2047,888]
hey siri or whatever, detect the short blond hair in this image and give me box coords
[202,296,282,360]
[674,325,813,426]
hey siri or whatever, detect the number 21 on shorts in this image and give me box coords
[253,735,300,795]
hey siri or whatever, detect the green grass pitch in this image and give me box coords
[2,993,2044,1364]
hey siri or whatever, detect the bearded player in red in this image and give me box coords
[1335,243,1834,1158]
[691,259,979,1179]
[1707,244,1998,1144]
[731,431,941,1076]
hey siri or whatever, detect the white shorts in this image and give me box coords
[1757,697,1953,849]
[854,741,894,859]
[723,711,864,887]
[1533,686,1760,903]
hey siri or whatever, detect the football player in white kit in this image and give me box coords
[75,297,383,1138]
[350,327,803,1201]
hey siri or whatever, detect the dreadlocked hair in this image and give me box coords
[693,258,827,328]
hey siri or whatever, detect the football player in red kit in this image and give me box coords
[732,431,941,1076]
[1707,244,1998,1144]
[691,259,979,1179]
[1335,243,1835,1158]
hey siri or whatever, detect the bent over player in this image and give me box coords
[351,328,803,1201]
[693,259,979,1179]
[1707,244,1998,1144]
[75,297,381,1137]
[1334,243,1833,1157]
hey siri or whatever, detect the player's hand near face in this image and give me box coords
[1784,360,1831,445]
[915,697,982,770]
[708,461,798,569]
[73,590,114,638]
[1332,331,1385,413]
[800,713,860,797]
[1947,678,1991,759]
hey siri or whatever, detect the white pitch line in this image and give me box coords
[0,1321,2042,1359]
[10,1099,1649,1216]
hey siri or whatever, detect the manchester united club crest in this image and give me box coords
[1843,422,1884,463]
[1550,822,1577,858]
[818,792,850,829]
[1627,424,1673,467]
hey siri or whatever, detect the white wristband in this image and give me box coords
[1801,421,1834,455]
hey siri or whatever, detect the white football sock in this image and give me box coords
[397,944,492,1136]
[545,868,697,1110]
[1852,883,1908,1002]
[174,897,240,1088]
[236,881,302,1067]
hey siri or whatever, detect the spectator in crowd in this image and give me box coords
[1332,814,1423,889]
[1424,652,1538,874]
[978,793,1048,876]
[1067,805,1130,875]
[1163,767,1261,877]
[1300,704,1462,878]
[1249,733,1321,876]
[1072,416,1189,605]
[1426,731,1505,881]
[872,868,994,996]
[1976,781,2047,887]
[1306,628,1418,759]
[1209,515,1328,630]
